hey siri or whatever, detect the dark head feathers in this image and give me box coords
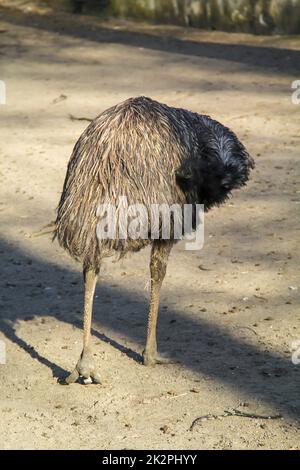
[175,114,254,210]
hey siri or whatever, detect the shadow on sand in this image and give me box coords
[0,236,299,422]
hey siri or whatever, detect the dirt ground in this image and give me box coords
[0,1,300,450]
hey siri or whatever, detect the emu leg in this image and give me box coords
[143,241,173,366]
[65,267,101,384]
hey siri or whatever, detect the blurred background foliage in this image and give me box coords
[13,0,300,33]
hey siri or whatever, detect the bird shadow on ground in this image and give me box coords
[1,5,300,75]
[0,236,299,422]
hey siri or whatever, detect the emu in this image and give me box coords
[54,96,254,384]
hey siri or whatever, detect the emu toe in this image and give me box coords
[65,348,101,385]
[142,350,175,366]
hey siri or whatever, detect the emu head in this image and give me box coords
[176,128,254,211]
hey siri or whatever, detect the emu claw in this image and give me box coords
[65,368,79,384]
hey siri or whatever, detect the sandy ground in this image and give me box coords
[0,2,300,450]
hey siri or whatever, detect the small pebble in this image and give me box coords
[83,377,93,385]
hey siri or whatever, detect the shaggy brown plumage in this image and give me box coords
[54,96,253,269]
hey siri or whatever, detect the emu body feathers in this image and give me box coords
[55,96,254,269]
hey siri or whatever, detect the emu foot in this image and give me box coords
[142,350,175,366]
[65,348,101,385]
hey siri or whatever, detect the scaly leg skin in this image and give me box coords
[65,267,101,385]
[143,241,174,366]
